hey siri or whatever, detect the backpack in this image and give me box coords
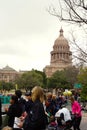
[23,100,46,130]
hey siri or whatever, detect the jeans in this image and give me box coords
[73,116,82,130]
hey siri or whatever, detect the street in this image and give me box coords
[80,112,87,130]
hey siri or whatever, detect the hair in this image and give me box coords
[2,126,12,130]
[31,86,44,103]
[11,95,18,103]
[52,94,56,100]
[70,96,75,103]
[47,92,52,99]
[15,90,22,98]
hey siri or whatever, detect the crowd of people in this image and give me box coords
[0,87,83,130]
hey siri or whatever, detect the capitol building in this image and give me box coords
[44,28,72,77]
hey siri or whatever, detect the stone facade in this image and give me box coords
[44,28,72,77]
[0,66,30,83]
[0,65,19,82]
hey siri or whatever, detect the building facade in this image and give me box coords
[0,65,19,82]
[44,28,72,77]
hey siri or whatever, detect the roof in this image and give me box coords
[2,65,17,72]
[54,28,69,47]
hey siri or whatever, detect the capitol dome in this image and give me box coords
[53,28,69,51]
[44,28,72,77]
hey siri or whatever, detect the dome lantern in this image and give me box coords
[60,28,63,36]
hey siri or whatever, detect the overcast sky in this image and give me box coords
[0,0,85,71]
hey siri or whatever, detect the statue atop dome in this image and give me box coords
[59,27,63,36]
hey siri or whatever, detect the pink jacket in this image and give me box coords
[71,101,82,117]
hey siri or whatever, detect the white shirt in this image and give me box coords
[55,108,71,122]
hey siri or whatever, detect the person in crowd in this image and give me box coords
[0,98,2,129]
[55,105,72,130]
[45,92,56,117]
[43,94,50,126]
[18,92,33,124]
[52,94,59,115]
[74,92,79,101]
[25,91,33,113]
[15,90,26,114]
[70,96,82,130]
[22,86,46,130]
[5,95,22,129]
[56,95,63,110]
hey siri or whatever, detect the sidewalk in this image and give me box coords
[81,112,87,130]
[82,111,87,117]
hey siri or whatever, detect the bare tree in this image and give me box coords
[48,0,87,65]
[48,0,87,25]
[69,31,87,66]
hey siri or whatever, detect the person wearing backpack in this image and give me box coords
[22,86,46,130]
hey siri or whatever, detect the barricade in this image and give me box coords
[0,95,11,104]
